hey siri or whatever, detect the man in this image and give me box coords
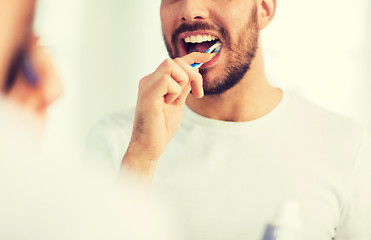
[86,0,371,239]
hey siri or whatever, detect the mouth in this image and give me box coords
[178,32,222,67]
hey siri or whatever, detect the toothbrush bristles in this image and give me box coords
[206,41,222,54]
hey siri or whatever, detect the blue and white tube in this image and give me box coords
[261,201,302,240]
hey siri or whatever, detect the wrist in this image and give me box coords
[121,145,159,178]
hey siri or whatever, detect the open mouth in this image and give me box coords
[181,34,222,55]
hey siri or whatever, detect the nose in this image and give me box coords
[178,0,209,22]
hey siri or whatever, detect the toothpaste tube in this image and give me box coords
[261,201,302,240]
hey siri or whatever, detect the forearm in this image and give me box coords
[119,52,210,187]
[121,146,159,187]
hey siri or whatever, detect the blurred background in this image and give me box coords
[34,0,371,156]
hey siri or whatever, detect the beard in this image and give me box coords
[163,6,259,95]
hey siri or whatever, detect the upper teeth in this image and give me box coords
[184,35,218,43]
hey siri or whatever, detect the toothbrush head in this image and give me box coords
[206,41,222,55]
[191,41,222,69]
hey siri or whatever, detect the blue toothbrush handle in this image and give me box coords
[191,63,202,68]
[22,53,39,86]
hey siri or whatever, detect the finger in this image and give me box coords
[35,46,63,106]
[164,75,182,104]
[178,81,192,103]
[157,58,189,88]
[173,58,203,98]
[7,45,62,114]
[181,52,214,65]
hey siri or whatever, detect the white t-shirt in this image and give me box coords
[86,91,371,240]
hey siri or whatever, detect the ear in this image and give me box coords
[257,0,276,30]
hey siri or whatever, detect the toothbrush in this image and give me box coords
[21,52,39,86]
[191,41,222,69]
[4,49,38,91]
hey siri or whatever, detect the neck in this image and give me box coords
[186,46,282,122]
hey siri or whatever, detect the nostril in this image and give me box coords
[181,15,204,21]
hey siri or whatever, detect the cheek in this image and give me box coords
[212,6,251,41]
[160,6,176,36]
[221,1,255,27]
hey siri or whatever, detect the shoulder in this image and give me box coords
[85,108,136,171]
[86,107,136,155]
[90,108,136,138]
[286,92,364,137]
[94,108,136,130]
[284,92,367,157]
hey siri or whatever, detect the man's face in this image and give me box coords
[160,0,259,95]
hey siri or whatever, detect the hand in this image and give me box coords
[5,36,63,125]
[0,0,36,86]
[122,52,213,178]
